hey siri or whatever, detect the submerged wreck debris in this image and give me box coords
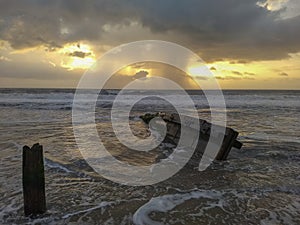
[140,113,159,124]
[140,113,243,166]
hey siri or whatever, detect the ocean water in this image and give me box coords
[0,89,299,225]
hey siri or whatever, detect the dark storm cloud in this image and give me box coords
[0,0,113,48]
[231,71,243,76]
[0,0,299,61]
[68,51,91,58]
[133,70,148,80]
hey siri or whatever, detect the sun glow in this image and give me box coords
[59,43,96,70]
[65,57,96,70]
[119,65,151,77]
[188,65,209,76]
[187,63,213,78]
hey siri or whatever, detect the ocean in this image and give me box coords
[0,89,299,224]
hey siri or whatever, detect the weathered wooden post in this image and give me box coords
[22,143,46,217]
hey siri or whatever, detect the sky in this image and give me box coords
[0,0,299,89]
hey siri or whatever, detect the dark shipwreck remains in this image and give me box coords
[140,113,242,166]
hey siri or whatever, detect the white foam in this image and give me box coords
[133,190,222,225]
[260,201,300,225]
[62,201,114,219]
[0,198,22,222]
[45,159,72,173]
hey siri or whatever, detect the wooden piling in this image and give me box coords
[22,143,46,217]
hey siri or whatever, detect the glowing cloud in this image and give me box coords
[59,43,96,70]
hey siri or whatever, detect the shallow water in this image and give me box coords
[0,89,299,224]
